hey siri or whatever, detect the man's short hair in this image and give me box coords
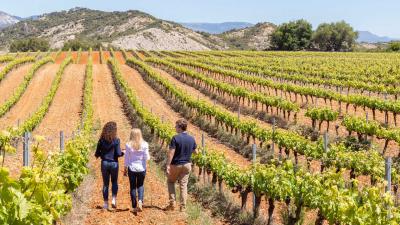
[176,119,188,131]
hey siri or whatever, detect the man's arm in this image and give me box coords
[167,148,175,174]
[192,139,198,154]
[167,137,176,174]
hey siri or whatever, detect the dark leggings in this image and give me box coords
[101,160,119,201]
[128,169,146,208]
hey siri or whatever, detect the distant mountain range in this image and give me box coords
[0,11,20,29]
[357,31,399,43]
[0,8,398,51]
[180,22,254,34]
[0,8,277,50]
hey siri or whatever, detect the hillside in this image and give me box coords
[218,22,276,50]
[357,31,399,43]
[0,11,19,29]
[0,8,227,50]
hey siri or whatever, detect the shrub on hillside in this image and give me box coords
[387,42,400,52]
[9,38,50,52]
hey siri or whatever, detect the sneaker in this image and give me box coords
[111,197,117,208]
[180,205,186,212]
[103,202,109,210]
[165,203,176,211]
[138,200,143,212]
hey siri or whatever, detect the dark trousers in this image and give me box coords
[101,160,119,201]
[128,169,146,208]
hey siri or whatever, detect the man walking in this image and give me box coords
[166,119,197,212]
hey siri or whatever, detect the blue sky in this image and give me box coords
[2,0,399,37]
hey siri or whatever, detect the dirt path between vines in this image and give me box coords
[0,64,59,129]
[114,51,126,64]
[79,52,89,65]
[33,65,85,150]
[77,64,188,225]
[1,64,59,177]
[120,64,250,168]
[103,51,111,63]
[55,52,67,64]
[0,63,33,105]
[92,52,101,65]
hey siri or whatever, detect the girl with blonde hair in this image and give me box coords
[124,128,150,212]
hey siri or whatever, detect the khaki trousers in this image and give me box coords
[167,163,191,207]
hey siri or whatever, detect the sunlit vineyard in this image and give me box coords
[1,50,400,224]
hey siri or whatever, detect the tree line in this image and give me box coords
[270,20,360,51]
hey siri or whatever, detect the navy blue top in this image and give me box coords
[95,138,124,162]
[169,132,197,165]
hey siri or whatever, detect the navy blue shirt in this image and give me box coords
[95,138,124,162]
[169,132,197,165]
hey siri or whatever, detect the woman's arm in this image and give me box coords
[115,139,124,157]
[95,140,101,158]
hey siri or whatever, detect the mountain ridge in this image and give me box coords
[1,8,397,51]
[357,31,399,43]
[0,11,20,29]
[181,22,254,34]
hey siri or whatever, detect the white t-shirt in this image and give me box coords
[124,141,150,172]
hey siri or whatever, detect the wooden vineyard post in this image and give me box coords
[324,132,329,152]
[272,118,279,161]
[385,157,392,219]
[23,132,30,167]
[238,106,241,121]
[384,93,388,125]
[201,133,206,186]
[339,88,343,115]
[60,131,64,153]
[252,144,261,218]
[366,112,369,142]
[385,157,392,193]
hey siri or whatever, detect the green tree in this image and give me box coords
[9,38,50,52]
[387,42,400,51]
[312,21,358,51]
[271,19,313,50]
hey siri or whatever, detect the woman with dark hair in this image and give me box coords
[95,121,124,210]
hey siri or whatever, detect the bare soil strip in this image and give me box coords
[82,64,188,225]
[92,51,100,65]
[120,64,250,167]
[114,51,126,64]
[33,64,86,150]
[1,64,59,177]
[0,63,33,105]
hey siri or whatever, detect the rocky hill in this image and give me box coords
[0,11,20,29]
[218,23,276,50]
[0,8,277,51]
[0,8,228,50]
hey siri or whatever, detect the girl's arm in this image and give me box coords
[95,140,101,158]
[116,139,124,157]
[144,143,150,170]
[124,144,129,176]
